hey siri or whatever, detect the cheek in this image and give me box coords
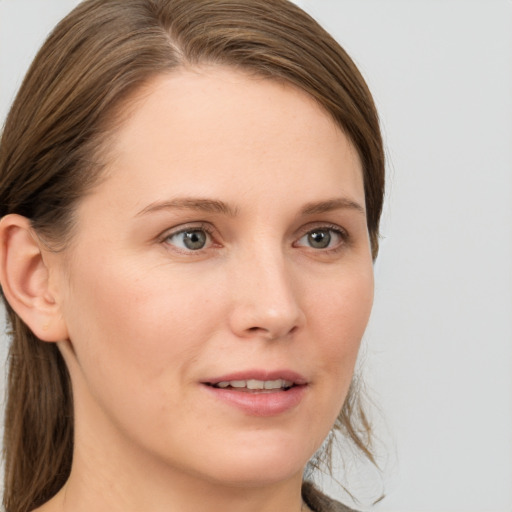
[310,265,373,349]
[61,255,222,394]
[306,266,373,397]
[59,257,230,452]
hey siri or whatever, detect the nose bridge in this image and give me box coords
[229,238,304,339]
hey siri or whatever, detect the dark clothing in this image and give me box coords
[302,481,358,512]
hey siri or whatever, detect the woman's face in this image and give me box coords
[52,67,374,489]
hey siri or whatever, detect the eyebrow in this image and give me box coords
[136,198,239,217]
[136,196,365,217]
[301,198,366,216]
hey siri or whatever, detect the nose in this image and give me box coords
[228,246,305,341]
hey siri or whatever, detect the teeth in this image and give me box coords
[247,379,265,390]
[214,379,294,390]
[264,379,282,390]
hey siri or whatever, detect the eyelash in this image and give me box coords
[293,224,349,254]
[161,223,217,253]
[161,223,349,254]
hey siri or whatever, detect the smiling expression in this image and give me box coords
[50,66,375,492]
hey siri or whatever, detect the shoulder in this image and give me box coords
[302,481,360,512]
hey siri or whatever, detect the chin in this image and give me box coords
[206,461,304,489]
[191,437,315,488]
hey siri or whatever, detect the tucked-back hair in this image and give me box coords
[0,1,385,511]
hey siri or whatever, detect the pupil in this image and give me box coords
[184,231,206,250]
[308,230,330,249]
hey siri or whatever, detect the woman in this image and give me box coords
[0,1,385,511]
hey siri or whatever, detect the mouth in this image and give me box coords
[201,371,308,416]
[205,378,295,393]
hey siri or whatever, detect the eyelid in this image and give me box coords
[296,222,348,238]
[159,222,219,251]
[293,223,349,251]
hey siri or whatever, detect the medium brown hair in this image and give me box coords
[0,1,385,510]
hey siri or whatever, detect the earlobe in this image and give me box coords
[0,214,68,342]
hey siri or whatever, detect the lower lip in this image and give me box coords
[202,385,307,417]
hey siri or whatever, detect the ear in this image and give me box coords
[0,214,69,342]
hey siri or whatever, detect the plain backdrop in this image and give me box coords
[1,1,511,511]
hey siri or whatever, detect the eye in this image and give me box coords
[295,226,346,250]
[165,228,211,251]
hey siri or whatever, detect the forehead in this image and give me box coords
[112,66,346,151]
[83,66,364,219]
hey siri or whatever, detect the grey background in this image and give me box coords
[1,1,511,511]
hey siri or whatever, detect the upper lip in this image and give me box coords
[202,369,308,386]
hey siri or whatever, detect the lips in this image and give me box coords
[201,370,308,416]
[211,378,294,392]
[203,369,307,390]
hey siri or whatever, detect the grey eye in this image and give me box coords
[307,229,331,249]
[296,227,344,250]
[168,229,209,251]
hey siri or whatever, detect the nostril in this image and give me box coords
[245,325,298,340]
[247,326,275,338]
